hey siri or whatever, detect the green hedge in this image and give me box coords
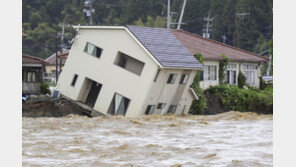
[204,85,273,113]
[40,83,51,95]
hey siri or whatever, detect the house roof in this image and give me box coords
[126,25,203,69]
[45,51,69,65]
[171,30,268,62]
[22,54,47,64]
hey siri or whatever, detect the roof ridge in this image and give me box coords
[126,25,170,31]
[172,30,269,61]
[22,54,48,63]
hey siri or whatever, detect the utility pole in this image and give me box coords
[221,34,227,43]
[203,12,213,39]
[84,0,95,25]
[58,21,70,77]
[55,38,59,84]
[234,0,250,47]
[177,0,187,30]
[167,0,170,29]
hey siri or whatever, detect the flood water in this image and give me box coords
[22,111,273,167]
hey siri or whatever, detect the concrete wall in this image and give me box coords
[199,60,262,90]
[57,28,159,117]
[141,69,197,115]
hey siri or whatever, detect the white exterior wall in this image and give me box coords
[142,69,197,115]
[57,28,158,117]
[200,60,262,90]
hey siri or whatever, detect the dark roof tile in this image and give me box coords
[126,25,203,69]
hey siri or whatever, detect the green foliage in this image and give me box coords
[204,85,273,113]
[254,34,269,54]
[268,39,273,75]
[22,0,273,59]
[194,52,204,65]
[238,71,247,88]
[189,52,206,115]
[218,54,229,85]
[133,16,167,28]
[189,86,207,115]
[40,83,51,95]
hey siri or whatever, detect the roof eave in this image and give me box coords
[163,66,204,70]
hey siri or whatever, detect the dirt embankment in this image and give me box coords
[22,97,88,117]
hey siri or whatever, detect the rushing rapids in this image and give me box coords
[22,111,272,167]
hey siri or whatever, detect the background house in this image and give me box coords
[22,54,47,95]
[171,30,268,89]
[44,50,69,84]
[57,26,203,117]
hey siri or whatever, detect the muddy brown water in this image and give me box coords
[22,111,273,167]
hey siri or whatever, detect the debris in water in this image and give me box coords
[204,153,217,159]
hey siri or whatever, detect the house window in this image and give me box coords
[227,64,237,70]
[114,52,145,76]
[107,93,131,116]
[226,70,237,85]
[51,70,57,78]
[84,42,103,58]
[145,105,156,115]
[204,65,217,81]
[243,71,255,85]
[167,74,177,84]
[71,74,78,86]
[179,74,189,84]
[167,105,177,114]
[154,69,160,82]
[243,64,256,70]
[157,103,166,109]
[199,70,204,81]
[27,71,37,83]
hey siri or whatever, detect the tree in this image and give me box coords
[238,71,247,88]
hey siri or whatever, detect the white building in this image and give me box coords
[57,26,203,117]
[172,30,268,89]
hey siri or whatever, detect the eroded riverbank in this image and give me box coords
[23,111,272,167]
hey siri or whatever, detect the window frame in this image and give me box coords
[157,103,166,109]
[179,74,189,84]
[71,74,78,87]
[167,73,177,84]
[114,51,145,76]
[243,70,255,85]
[145,105,156,115]
[204,65,217,81]
[167,105,177,114]
[84,42,103,58]
[154,69,160,82]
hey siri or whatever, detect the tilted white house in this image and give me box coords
[57,25,203,117]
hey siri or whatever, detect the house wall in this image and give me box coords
[141,69,197,115]
[45,65,64,84]
[57,28,159,117]
[199,60,262,90]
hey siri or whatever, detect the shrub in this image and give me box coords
[204,85,273,113]
[218,54,229,85]
[189,85,207,115]
[189,52,207,115]
[238,71,247,88]
[40,83,51,95]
